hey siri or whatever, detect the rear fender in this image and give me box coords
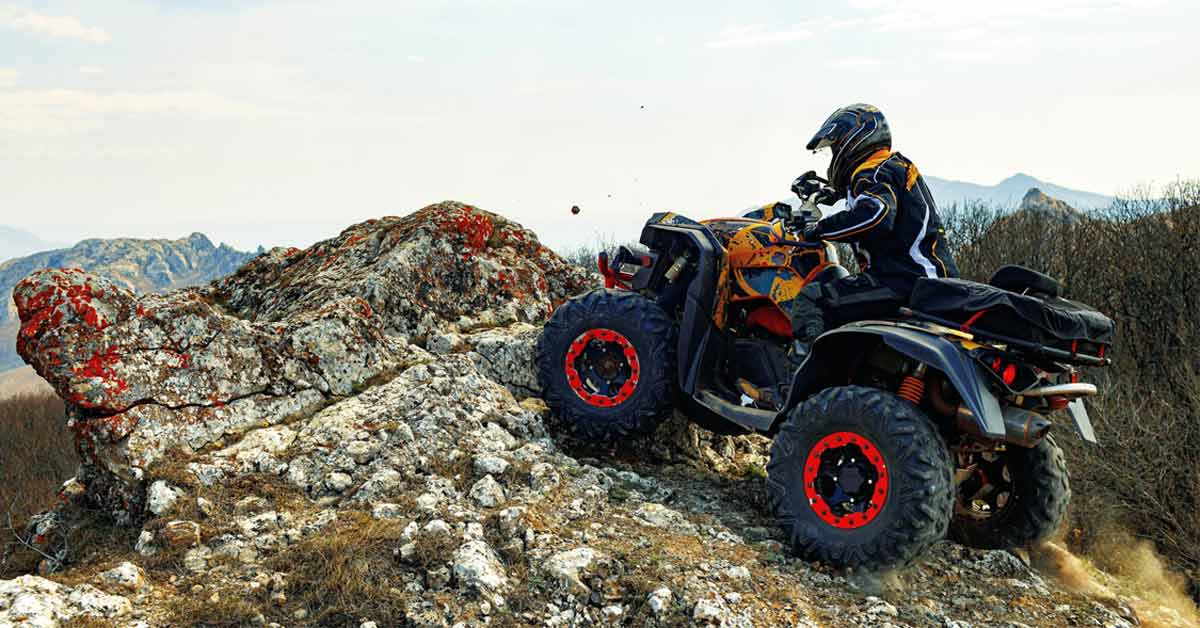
[780,325,1006,439]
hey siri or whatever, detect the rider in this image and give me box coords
[791,103,959,344]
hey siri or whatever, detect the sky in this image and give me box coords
[0,0,1197,252]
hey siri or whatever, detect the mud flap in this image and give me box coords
[1067,399,1098,444]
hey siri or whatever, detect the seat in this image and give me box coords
[988,265,1061,298]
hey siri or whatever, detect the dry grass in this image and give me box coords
[166,589,266,627]
[260,511,411,626]
[0,392,72,519]
[0,392,75,577]
[152,508,423,627]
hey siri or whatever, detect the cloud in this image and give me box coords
[0,89,282,134]
[833,56,881,68]
[848,0,1166,33]
[78,66,104,75]
[0,5,110,43]
[705,24,813,49]
[935,33,1038,64]
[0,68,17,87]
[834,0,1165,66]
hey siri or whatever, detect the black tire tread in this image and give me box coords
[766,385,955,571]
[948,436,1070,550]
[536,289,676,441]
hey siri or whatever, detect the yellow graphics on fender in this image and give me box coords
[700,216,836,335]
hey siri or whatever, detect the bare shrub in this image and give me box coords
[558,233,640,270]
[943,180,1200,588]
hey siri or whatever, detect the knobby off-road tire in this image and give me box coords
[949,435,1070,550]
[767,386,955,571]
[536,289,676,442]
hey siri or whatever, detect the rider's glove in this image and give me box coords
[802,222,823,242]
[791,171,823,198]
[814,186,839,206]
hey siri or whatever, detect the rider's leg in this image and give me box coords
[823,274,906,328]
[791,282,829,342]
[792,274,905,344]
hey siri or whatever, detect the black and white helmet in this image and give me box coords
[807,104,891,195]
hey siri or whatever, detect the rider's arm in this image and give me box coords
[814,176,898,242]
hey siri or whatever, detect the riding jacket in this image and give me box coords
[813,149,959,294]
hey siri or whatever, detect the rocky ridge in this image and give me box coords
[1,202,1184,627]
[0,232,259,372]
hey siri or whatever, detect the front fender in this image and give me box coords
[639,222,725,396]
[781,324,1005,439]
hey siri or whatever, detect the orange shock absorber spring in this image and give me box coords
[897,364,927,405]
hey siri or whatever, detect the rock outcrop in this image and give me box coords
[1017,188,1087,223]
[2,201,1183,627]
[211,202,593,341]
[0,231,258,371]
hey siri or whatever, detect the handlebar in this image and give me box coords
[787,170,840,233]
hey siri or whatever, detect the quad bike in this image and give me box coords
[536,173,1114,571]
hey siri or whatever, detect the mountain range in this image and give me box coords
[0,233,259,372]
[0,226,67,264]
[924,173,1113,210]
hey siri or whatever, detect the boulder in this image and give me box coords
[452,540,508,595]
[0,575,131,626]
[12,201,594,527]
[544,547,601,594]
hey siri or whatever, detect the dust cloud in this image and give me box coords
[1031,534,1199,628]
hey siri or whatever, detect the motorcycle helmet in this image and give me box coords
[806,104,891,195]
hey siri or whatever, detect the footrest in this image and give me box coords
[695,390,777,433]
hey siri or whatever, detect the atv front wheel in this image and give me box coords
[536,289,676,442]
[767,386,954,570]
[948,436,1070,550]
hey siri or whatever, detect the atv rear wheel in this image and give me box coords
[536,289,676,442]
[948,436,1070,550]
[767,386,954,571]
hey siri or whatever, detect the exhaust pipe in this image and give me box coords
[953,404,1051,447]
[1002,407,1052,447]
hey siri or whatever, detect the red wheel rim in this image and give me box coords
[803,431,889,529]
[563,328,641,408]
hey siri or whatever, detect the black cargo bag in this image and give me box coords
[909,277,1114,357]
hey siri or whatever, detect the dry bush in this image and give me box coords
[942,180,1200,588]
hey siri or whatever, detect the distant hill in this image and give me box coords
[0,233,260,372]
[925,173,1113,210]
[0,226,66,264]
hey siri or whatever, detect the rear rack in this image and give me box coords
[898,307,1111,367]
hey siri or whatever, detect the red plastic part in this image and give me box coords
[563,328,641,408]
[597,253,616,289]
[803,431,890,529]
[745,305,793,339]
